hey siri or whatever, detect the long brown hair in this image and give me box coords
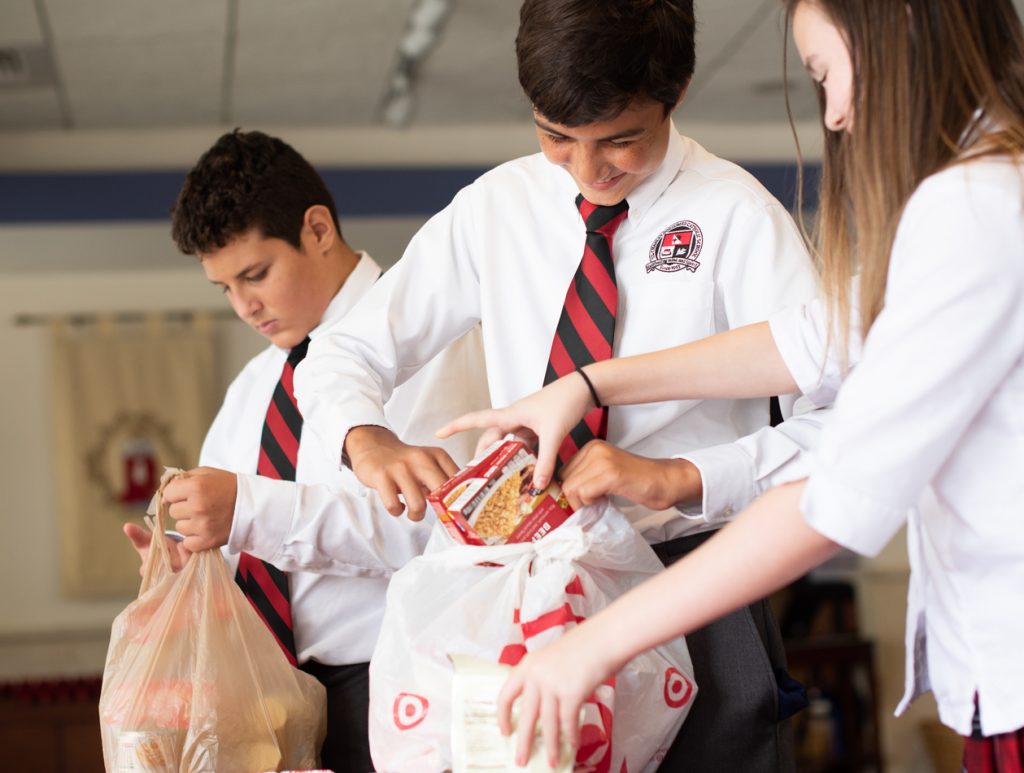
[783,0,1024,355]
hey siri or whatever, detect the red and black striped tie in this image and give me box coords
[544,195,629,468]
[234,336,309,666]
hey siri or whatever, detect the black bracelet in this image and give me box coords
[576,366,603,409]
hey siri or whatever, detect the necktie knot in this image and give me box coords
[287,336,311,367]
[576,194,630,237]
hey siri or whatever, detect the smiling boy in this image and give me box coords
[295,1,822,769]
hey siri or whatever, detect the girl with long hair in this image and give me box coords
[440,1,1024,768]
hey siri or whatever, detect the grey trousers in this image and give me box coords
[654,533,796,773]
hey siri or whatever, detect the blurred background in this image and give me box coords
[1,0,1003,770]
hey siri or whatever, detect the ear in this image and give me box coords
[303,205,337,254]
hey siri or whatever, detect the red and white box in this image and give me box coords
[427,437,574,546]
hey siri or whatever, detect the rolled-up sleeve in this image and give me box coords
[768,296,857,408]
[795,169,1024,554]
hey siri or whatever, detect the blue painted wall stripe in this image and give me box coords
[0,164,820,224]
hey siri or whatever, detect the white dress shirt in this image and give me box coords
[770,156,1024,735]
[201,252,490,665]
[296,126,821,544]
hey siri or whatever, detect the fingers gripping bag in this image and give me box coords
[99,469,326,772]
[368,442,697,773]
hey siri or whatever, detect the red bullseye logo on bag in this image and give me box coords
[663,667,693,709]
[393,693,429,730]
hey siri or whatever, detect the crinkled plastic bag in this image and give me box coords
[99,470,326,772]
[369,500,697,773]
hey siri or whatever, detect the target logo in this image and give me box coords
[663,667,693,709]
[393,692,429,730]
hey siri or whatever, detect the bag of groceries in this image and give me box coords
[98,470,327,772]
[368,439,697,773]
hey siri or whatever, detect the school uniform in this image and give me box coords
[201,252,490,771]
[297,126,821,771]
[770,154,1024,746]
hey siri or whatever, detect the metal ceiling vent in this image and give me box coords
[0,44,56,88]
[381,0,454,127]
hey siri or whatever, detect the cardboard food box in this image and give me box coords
[428,438,574,546]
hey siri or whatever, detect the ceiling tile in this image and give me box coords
[43,0,226,42]
[685,0,818,124]
[412,0,525,125]
[0,89,63,129]
[0,0,43,45]
[232,0,415,126]
[59,36,223,127]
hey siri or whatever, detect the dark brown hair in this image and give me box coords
[784,0,1024,350]
[170,129,341,255]
[516,0,696,126]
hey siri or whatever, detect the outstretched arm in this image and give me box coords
[497,481,839,767]
[161,464,439,575]
[439,321,798,489]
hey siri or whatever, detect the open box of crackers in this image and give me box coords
[427,436,574,545]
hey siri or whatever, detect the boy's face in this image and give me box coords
[201,228,331,350]
[534,99,674,206]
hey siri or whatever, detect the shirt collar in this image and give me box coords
[549,120,685,228]
[310,251,382,338]
[624,120,685,225]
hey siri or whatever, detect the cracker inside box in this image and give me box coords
[428,438,574,546]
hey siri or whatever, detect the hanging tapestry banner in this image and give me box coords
[50,315,217,597]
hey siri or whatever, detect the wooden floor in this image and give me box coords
[0,696,105,773]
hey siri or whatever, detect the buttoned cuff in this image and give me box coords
[675,443,756,525]
[800,460,906,557]
[226,473,296,562]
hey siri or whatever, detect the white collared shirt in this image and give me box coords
[770,156,1024,735]
[296,127,821,543]
[201,252,490,665]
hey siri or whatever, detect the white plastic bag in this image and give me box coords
[368,501,696,773]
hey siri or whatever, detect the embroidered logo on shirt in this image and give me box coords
[647,221,703,273]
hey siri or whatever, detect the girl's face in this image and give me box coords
[792,2,854,133]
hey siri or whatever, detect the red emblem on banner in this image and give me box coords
[119,437,158,506]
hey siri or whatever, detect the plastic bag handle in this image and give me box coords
[138,472,179,597]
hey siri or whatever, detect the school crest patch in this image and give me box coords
[647,220,703,273]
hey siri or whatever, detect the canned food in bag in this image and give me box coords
[115,730,179,772]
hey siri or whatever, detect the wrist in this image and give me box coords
[663,458,703,508]
[342,424,396,466]
[584,609,636,676]
[575,366,603,410]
